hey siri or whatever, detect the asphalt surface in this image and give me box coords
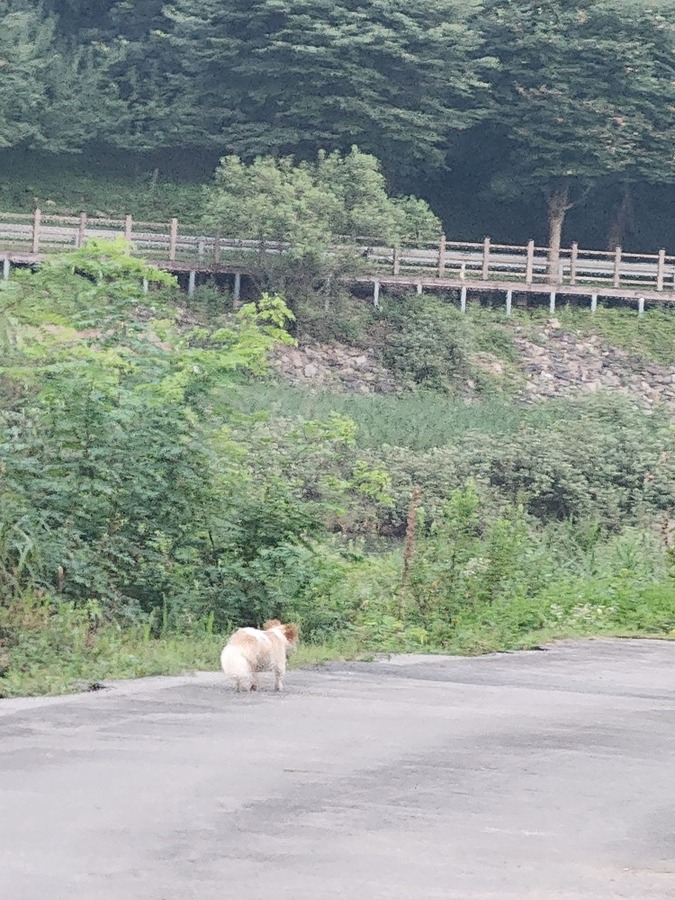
[1,639,675,899]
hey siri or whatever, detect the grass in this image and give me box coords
[0,639,368,699]
[3,561,673,698]
[554,306,675,366]
[224,382,609,451]
[0,597,364,698]
[0,150,208,222]
[5,615,673,699]
[509,304,675,365]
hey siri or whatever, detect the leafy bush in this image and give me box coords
[379,296,518,393]
[0,243,322,629]
[204,148,440,300]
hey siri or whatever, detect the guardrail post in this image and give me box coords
[656,248,665,291]
[613,245,622,288]
[569,242,578,285]
[3,256,10,280]
[549,291,556,315]
[482,237,490,281]
[438,233,446,277]
[142,278,149,294]
[168,217,178,262]
[460,286,467,313]
[393,246,400,275]
[124,215,133,242]
[591,293,598,314]
[213,235,221,266]
[77,211,87,248]
[373,280,381,307]
[32,208,41,254]
[416,281,423,295]
[506,289,512,316]
[525,240,534,285]
[188,270,196,296]
[233,272,241,303]
[638,296,645,316]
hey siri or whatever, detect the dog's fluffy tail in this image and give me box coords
[220,645,251,679]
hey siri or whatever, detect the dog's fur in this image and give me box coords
[220,619,299,692]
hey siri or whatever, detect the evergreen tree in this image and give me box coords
[0,1,57,149]
[478,0,675,276]
[162,0,490,177]
[39,46,129,151]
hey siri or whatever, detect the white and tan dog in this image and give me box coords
[220,619,299,692]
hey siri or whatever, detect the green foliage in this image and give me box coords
[0,242,315,630]
[479,0,675,248]
[230,376,675,538]
[552,306,675,367]
[228,384,530,451]
[0,593,224,698]
[0,1,58,149]
[379,295,516,393]
[2,0,675,255]
[0,152,208,220]
[258,496,675,655]
[205,148,441,299]
[1,239,674,698]
[159,0,489,176]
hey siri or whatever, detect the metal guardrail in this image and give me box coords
[0,210,674,294]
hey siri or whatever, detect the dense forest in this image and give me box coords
[3,0,675,249]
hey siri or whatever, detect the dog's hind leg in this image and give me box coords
[274,665,284,692]
[250,673,259,692]
[235,677,245,693]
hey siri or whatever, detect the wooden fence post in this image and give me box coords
[656,248,665,291]
[32,208,41,254]
[438,233,446,278]
[393,246,400,275]
[124,215,133,242]
[525,240,534,285]
[482,237,490,281]
[77,212,87,248]
[168,217,178,262]
[613,246,622,288]
[569,242,578,285]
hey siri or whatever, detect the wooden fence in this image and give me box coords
[1,209,675,297]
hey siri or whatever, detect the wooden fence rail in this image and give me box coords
[1,210,675,302]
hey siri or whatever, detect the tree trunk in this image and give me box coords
[547,181,570,283]
[607,183,634,250]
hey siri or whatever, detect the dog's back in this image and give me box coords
[221,620,299,692]
[220,627,275,676]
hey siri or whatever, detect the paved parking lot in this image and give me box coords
[1,639,674,899]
